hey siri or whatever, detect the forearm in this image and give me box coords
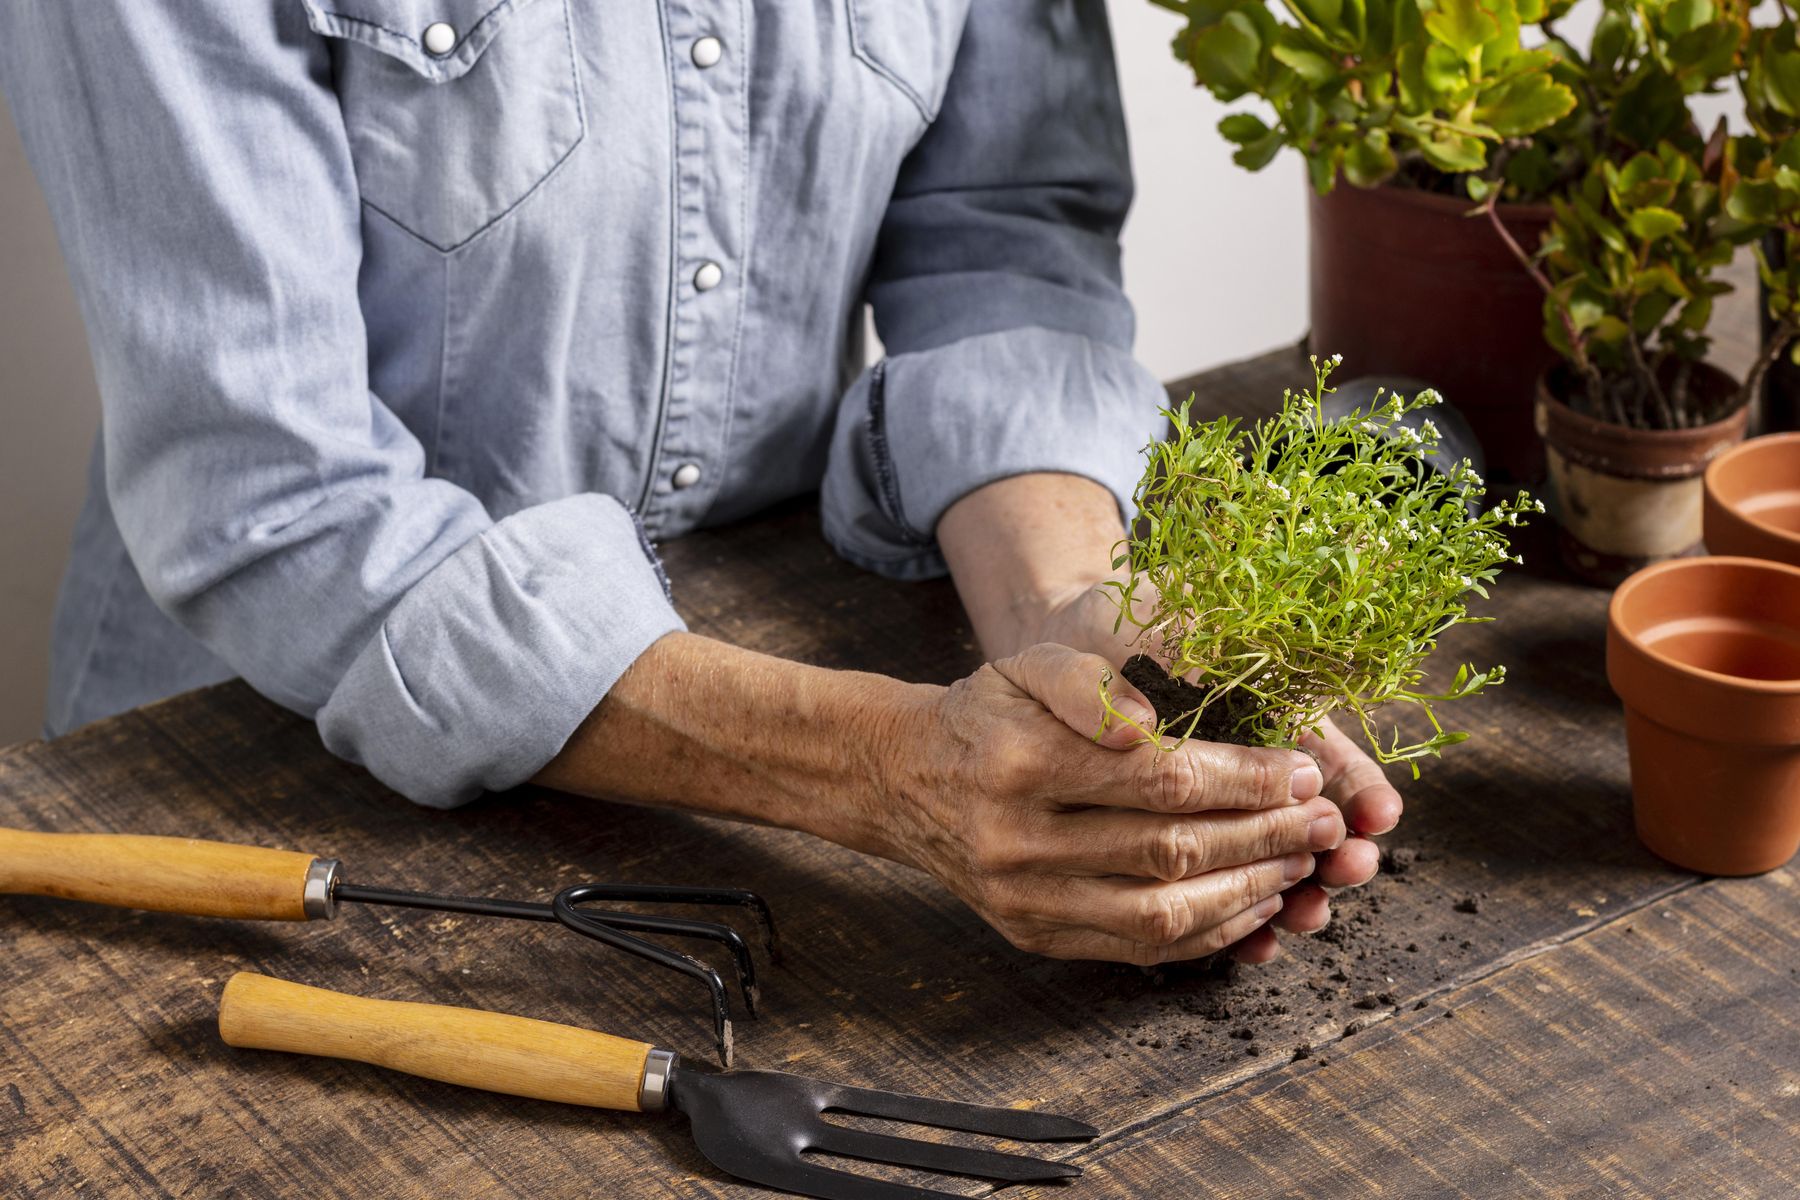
[937,472,1127,660]
[533,632,930,858]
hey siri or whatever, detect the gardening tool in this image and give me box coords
[0,826,773,1066]
[218,973,1098,1200]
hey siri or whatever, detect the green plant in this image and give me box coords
[1100,357,1540,775]
[1157,0,1578,193]
[1154,0,1761,202]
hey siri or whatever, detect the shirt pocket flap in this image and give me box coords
[300,0,542,83]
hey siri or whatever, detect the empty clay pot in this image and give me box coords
[1703,432,1800,567]
[1309,183,1555,481]
[1536,365,1749,587]
[1607,556,1800,875]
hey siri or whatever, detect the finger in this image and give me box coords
[992,643,1155,750]
[1076,737,1322,815]
[1304,721,1404,836]
[1270,882,1330,933]
[1229,924,1282,964]
[1020,893,1285,966]
[1047,801,1341,880]
[994,855,1301,954]
[1313,835,1381,889]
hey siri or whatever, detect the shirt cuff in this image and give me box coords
[820,326,1167,580]
[317,493,685,808]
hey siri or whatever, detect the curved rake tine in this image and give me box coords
[745,1158,969,1200]
[560,884,780,962]
[822,1083,1099,1142]
[565,906,761,1016]
[553,888,735,1068]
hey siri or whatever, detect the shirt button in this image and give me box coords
[693,261,723,292]
[691,36,723,68]
[671,463,702,490]
[421,22,457,56]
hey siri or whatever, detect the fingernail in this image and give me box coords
[1308,815,1343,850]
[1290,764,1323,801]
[1253,894,1284,920]
[1282,852,1315,884]
[1118,700,1156,729]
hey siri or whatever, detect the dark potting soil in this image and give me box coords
[1121,655,1263,746]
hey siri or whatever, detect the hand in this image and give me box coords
[1032,582,1405,963]
[871,644,1347,965]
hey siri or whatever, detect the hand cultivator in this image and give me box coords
[0,826,772,1066]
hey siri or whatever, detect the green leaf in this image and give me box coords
[1664,0,1713,38]
[1343,129,1397,187]
[1271,36,1339,85]
[1418,130,1488,174]
[1625,206,1684,239]
[1476,74,1576,137]
[1184,11,1263,98]
[1424,0,1499,61]
[1233,131,1286,170]
[1727,177,1787,223]
[1219,112,1273,145]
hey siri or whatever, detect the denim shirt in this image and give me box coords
[1,0,1166,807]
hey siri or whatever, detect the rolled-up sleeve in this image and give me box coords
[0,2,682,807]
[821,0,1169,580]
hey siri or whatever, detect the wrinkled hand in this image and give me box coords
[875,644,1347,965]
[1032,582,1404,962]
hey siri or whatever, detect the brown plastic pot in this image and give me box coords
[1535,365,1749,587]
[1703,432,1800,568]
[1607,556,1800,875]
[1309,183,1555,480]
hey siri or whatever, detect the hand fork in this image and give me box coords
[219,973,1099,1199]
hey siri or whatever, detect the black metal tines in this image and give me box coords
[332,880,778,1068]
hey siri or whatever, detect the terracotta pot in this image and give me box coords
[1607,556,1800,875]
[1535,365,1749,587]
[1308,183,1555,480]
[1703,432,1800,567]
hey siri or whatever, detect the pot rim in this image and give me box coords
[1704,432,1800,551]
[1609,555,1800,696]
[1536,364,1749,441]
[1338,180,1556,221]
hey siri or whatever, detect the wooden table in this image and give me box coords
[4,347,1797,1198]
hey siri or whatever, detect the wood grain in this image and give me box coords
[1014,867,1800,1199]
[0,827,317,921]
[0,342,1784,1197]
[219,974,654,1113]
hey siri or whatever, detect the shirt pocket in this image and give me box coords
[300,0,585,251]
[845,0,968,124]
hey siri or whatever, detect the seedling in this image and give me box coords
[1101,357,1540,776]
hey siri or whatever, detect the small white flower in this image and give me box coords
[1459,575,1473,586]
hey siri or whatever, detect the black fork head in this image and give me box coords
[665,1062,1097,1200]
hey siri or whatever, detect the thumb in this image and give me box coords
[992,644,1158,750]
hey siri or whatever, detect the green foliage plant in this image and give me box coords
[1100,357,1541,777]
[1152,0,1764,204]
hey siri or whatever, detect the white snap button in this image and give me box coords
[693,261,723,292]
[672,463,702,490]
[422,22,457,56]
[691,36,723,68]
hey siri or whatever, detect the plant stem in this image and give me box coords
[1740,319,1800,419]
[1624,333,1676,429]
[1480,192,1606,410]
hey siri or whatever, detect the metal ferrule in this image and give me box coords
[638,1048,676,1112]
[302,858,341,920]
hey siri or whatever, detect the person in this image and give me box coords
[0,0,1399,968]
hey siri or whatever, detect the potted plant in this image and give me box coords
[1608,554,1800,875]
[1513,129,1800,583]
[1151,0,1756,477]
[1099,356,1540,774]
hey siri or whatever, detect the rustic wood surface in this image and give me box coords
[2,341,1793,1197]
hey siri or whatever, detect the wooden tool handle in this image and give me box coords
[0,827,320,921]
[218,973,657,1112]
